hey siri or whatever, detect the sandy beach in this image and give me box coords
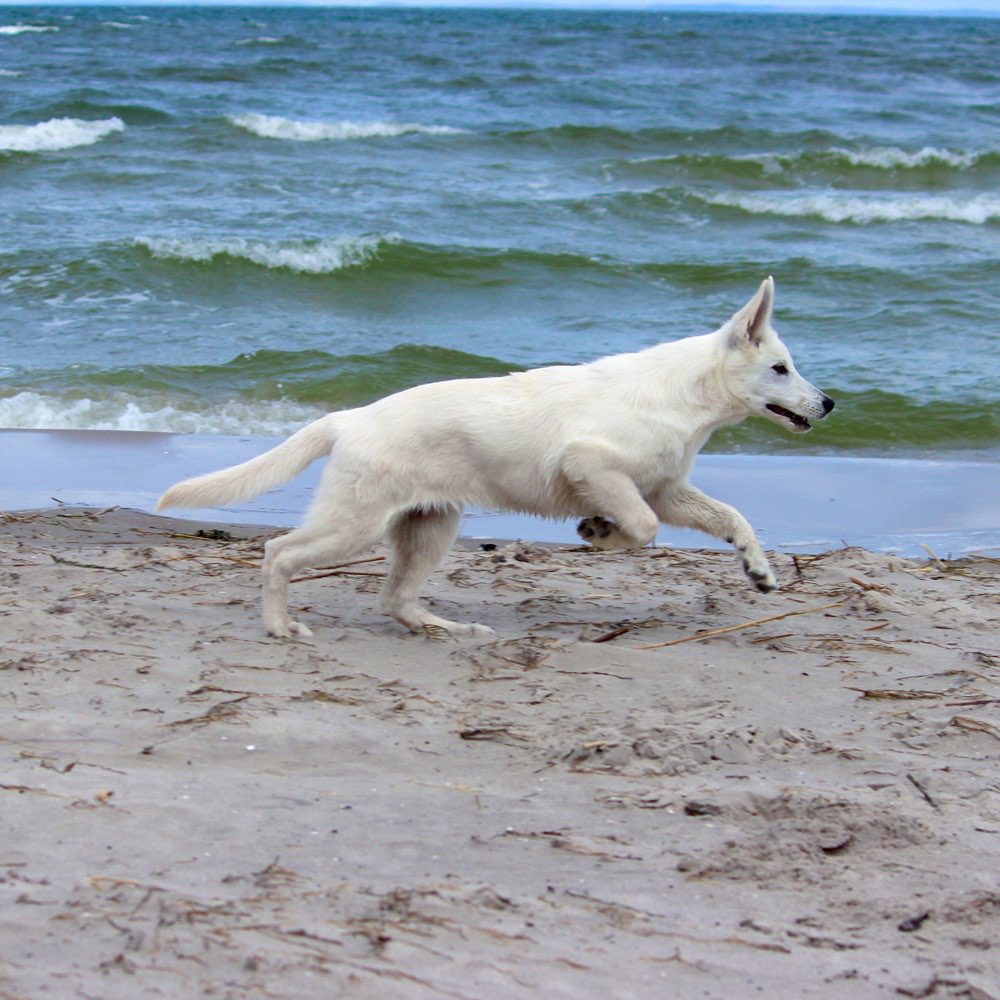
[4,6,998,996]
[2,505,998,998]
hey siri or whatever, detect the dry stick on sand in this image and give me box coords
[635,598,849,650]
[291,556,387,584]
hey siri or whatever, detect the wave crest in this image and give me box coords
[0,117,124,153]
[0,390,325,436]
[826,145,981,170]
[134,234,394,274]
[0,24,58,35]
[228,112,462,142]
[613,145,989,183]
[701,191,1000,226]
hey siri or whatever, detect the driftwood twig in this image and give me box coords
[636,598,848,650]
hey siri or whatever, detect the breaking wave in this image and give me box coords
[0,24,58,36]
[228,113,463,142]
[0,391,324,436]
[604,144,997,189]
[0,345,517,435]
[699,190,1000,226]
[824,145,983,170]
[134,234,394,275]
[0,117,125,153]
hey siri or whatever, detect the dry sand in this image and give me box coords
[1,506,998,999]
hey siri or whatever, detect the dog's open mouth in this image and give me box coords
[766,403,811,431]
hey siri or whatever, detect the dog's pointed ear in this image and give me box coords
[729,276,775,349]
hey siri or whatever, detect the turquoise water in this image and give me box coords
[1,6,998,457]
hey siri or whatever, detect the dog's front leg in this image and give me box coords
[563,441,659,550]
[653,483,776,593]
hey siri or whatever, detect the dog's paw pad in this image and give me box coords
[578,516,615,543]
[744,566,777,593]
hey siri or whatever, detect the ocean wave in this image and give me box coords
[228,113,463,142]
[741,145,985,172]
[0,391,324,436]
[0,24,58,36]
[0,344,518,433]
[0,117,125,154]
[133,234,656,287]
[611,145,991,184]
[699,191,1000,225]
[135,234,394,275]
[506,123,843,154]
[235,35,305,47]
[4,237,618,300]
[825,145,982,170]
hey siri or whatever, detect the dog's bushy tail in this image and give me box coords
[156,415,339,511]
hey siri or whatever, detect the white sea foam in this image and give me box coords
[827,146,980,170]
[228,112,462,142]
[236,36,286,46]
[0,117,125,153]
[622,145,982,179]
[748,146,981,173]
[702,190,1000,225]
[0,391,323,436]
[135,234,393,274]
[0,24,58,35]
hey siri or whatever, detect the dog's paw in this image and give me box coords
[384,600,495,639]
[266,618,314,640]
[741,555,777,594]
[729,536,777,594]
[422,620,496,641]
[577,515,621,550]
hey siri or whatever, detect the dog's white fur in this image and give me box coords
[158,278,833,638]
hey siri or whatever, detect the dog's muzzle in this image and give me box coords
[766,393,834,432]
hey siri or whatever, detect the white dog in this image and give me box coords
[158,277,833,638]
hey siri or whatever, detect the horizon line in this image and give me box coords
[1,0,998,16]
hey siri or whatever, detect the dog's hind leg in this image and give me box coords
[381,507,494,637]
[653,483,777,593]
[262,512,387,638]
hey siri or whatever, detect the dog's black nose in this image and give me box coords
[822,395,835,414]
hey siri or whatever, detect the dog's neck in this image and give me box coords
[634,332,750,434]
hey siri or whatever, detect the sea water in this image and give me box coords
[1,6,998,461]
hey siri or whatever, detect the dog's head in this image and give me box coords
[722,277,834,433]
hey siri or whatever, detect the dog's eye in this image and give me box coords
[772,363,789,375]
